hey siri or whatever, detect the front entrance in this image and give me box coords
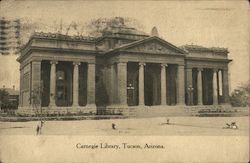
[127,62,139,106]
[144,63,161,106]
[56,61,73,106]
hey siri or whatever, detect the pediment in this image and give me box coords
[119,37,186,55]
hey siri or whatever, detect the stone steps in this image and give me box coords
[128,106,190,118]
[185,105,239,116]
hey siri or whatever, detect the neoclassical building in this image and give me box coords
[17,22,231,116]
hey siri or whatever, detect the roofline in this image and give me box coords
[17,46,102,63]
[185,57,232,63]
[95,33,149,43]
[180,45,229,54]
[104,36,188,55]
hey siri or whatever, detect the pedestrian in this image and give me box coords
[112,123,116,130]
[36,125,40,135]
[166,118,170,125]
[41,120,45,127]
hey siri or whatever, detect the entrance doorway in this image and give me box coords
[56,61,73,106]
[144,63,161,106]
[127,62,139,106]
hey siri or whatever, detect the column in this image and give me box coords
[139,62,145,106]
[161,63,167,105]
[186,68,193,105]
[222,69,230,104]
[73,62,80,107]
[218,70,223,96]
[197,68,203,105]
[87,63,96,107]
[213,69,218,105]
[117,62,127,106]
[177,65,185,105]
[49,61,57,107]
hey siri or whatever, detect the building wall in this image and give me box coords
[21,63,31,106]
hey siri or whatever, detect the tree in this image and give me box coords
[230,83,250,107]
[29,85,43,115]
[84,17,144,37]
[0,89,9,110]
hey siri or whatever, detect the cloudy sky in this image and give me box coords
[0,0,249,91]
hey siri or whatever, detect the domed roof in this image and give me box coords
[102,17,148,36]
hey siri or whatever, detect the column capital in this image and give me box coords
[88,62,96,66]
[197,68,203,71]
[161,63,168,68]
[31,60,42,63]
[213,68,219,72]
[139,62,146,66]
[73,62,81,66]
[117,62,127,65]
[117,60,128,63]
[186,67,193,70]
[50,61,58,65]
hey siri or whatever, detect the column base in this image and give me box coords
[175,104,186,108]
[85,104,97,114]
[49,104,56,108]
[72,105,80,108]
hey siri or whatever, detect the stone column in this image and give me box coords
[222,69,230,104]
[139,62,145,106]
[218,70,223,96]
[49,61,57,107]
[161,63,167,105]
[177,65,185,105]
[86,63,96,107]
[186,68,193,105]
[213,69,218,105]
[73,62,80,107]
[117,62,127,106]
[197,68,203,105]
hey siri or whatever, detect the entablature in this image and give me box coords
[185,58,231,70]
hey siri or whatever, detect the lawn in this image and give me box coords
[0,116,248,136]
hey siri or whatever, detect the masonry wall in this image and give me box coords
[21,64,31,106]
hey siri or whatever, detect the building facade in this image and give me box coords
[17,24,231,116]
[0,17,21,55]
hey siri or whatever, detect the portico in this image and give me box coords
[16,23,231,116]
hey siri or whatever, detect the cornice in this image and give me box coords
[185,57,232,63]
[118,50,185,57]
[180,45,229,54]
[31,32,96,42]
[18,46,101,63]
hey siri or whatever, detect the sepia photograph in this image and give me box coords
[0,0,249,162]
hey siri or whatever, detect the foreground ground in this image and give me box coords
[0,116,248,136]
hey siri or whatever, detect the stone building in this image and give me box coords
[0,17,21,55]
[16,22,231,116]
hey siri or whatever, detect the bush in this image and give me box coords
[230,83,250,107]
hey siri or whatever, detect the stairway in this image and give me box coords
[128,106,190,118]
[185,105,238,117]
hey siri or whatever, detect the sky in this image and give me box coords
[0,0,249,92]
